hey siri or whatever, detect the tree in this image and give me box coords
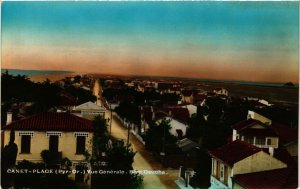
[186,106,207,140]
[1,129,18,189]
[91,115,109,161]
[41,150,62,167]
[190,149,211,188]
[73,75,82,83]
[91,140,143,189]
[90,115,143,189]
[144,119,178,154]
[115,101,141,133]
[65,85,97,104]
[106,140,136,170]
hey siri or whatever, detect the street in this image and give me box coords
[105,111,179,189]
[93,79,178,189]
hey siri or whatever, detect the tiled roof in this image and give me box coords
[181,90,193,96]
[232,168,296,189]
[161,107,190,123]
[58,93,77,106]
[154,111,169,121]
[2,112,93,131]
[249,100,268,108]
[231,119,262,130]
[140,106,152,112]
[75,101,106,111]
[209,140,261,166]
[177,138,198,152]
[270,123,298,145]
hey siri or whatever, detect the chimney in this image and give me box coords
[269,147,274,156]
[6,112,12,125]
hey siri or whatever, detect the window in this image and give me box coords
[244,136,254,144]
[216,161,220,179]
[76,136,86,154]
[220,164,225,182]
[224,166,228,185]
[256,137,265,145]
[267,138,272,145]
[21,135,31,153]
[49,135,59,152]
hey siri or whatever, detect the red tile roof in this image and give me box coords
[154,111,169,121]
[270,123,298,145]
[192,94,207,103]
[161,107,190,123]
[231,119,262,130]
[181,90,193,96]
[2,112,93,131]
[209,140,261,166]
[232,168,291,189]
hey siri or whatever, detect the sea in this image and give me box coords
[1,69,73,76]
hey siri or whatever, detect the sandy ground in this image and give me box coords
[94,79,178,189]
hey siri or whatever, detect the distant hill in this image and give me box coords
[283,82,295,87]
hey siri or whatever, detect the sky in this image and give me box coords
[2,1,299,83]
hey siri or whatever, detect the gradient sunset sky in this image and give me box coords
[2,1,299,83]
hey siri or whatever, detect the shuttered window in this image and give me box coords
[76,136,86,154]
[21,135,31,153]
[49,135,59,152]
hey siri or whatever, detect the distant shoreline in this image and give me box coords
[1,68,73,76]
[131,75,299,88]
[2,69,298,88]
[1,69,76,83]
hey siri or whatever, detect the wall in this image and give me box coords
[285,142,298,157]
[233,151,286,175]
[247,111,271,125]
[160,117,187,137]
[211,159,233,188]
[232,182,246,189]
[3,130,93,163]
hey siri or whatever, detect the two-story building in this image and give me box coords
[208,140,287,189]
[208,110,298,189]
[232,110,298,158]
[231,117,278,155]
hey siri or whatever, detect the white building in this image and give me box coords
[73,101,106,120]
[156,117,188,137]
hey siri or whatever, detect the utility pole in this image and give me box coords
[109,103,112,134]
[127,123,130,146]
[160,123,166,167]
